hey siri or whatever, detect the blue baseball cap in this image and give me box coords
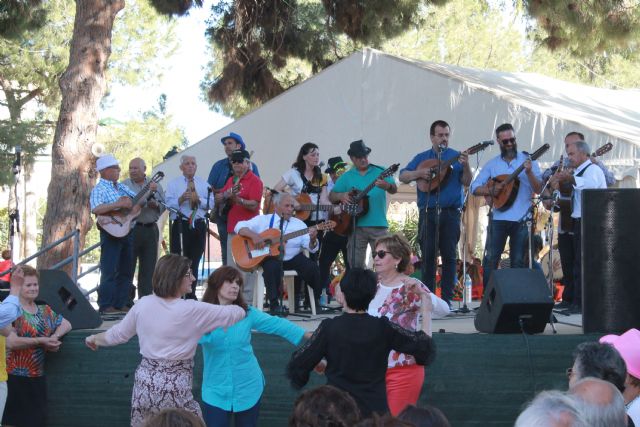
[220,132,245,150]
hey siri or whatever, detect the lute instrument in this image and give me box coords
[231,220,336,271]
[416,141,492,193]
[96,171,164,238]
[487,144,550,211]
[262,192,336,222]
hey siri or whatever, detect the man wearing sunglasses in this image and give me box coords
[471,123,543,293]
[216,149,263,303]
[207,132,261,265]
[399,120,471,307]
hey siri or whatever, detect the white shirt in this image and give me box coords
[165,175,215,220]
[234,213,318,261]
[572,159,607,219]
[281,168,328,221]
[628,395,640,427]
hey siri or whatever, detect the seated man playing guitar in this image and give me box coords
[234,193,322,316]
[470,123,543,293]
[90,154,156,314]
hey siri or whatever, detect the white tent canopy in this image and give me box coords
[155,48,640,188]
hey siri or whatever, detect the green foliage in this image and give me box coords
[0,0,48,39]
[0,207,9,250]
[0,120,50,187]
[388,209,421,256]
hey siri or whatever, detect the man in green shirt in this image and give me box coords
[329,140,397,268]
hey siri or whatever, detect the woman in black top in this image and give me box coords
[287,268,436,416]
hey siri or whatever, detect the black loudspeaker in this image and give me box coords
[582,189,640,334]
[38,269,102,330]
[474,269,553,334]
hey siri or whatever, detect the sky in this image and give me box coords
[104,6,232,145]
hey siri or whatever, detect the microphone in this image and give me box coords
[438,143,447,152]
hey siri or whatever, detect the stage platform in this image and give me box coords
[44,304,593,427]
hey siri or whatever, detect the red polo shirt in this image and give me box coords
[221,170,263,233]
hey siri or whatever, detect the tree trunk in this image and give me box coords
[38,0,125,274]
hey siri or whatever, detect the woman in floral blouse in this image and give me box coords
[3,265,72,427]
[367,234,450,415]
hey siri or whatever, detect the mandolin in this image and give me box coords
[487,144,550,211]
[231,220,336,271]
[262,192,336,221]
[416,141,493,193]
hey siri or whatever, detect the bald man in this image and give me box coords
[570,377,628,427]
[123,158,165,300]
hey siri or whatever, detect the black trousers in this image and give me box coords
[131,224,159,299]
[557,231,575,303]
[261,253,321,305]
[319,231,349,291]
[170,219,206,299]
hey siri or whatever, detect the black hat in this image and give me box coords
[324,156,347,173]
[347,139,371,158]
[230,149,251,162]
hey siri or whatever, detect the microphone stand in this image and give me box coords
[202,186,213,291]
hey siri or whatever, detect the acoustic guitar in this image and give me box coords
[231,220,336,271]
[215,182,242,219]
[262,192,336,221]
[487,144,550,211]
[556,142,613,230]
[416,141,493,193]
[96,172,164,238]
[332,163,400,236]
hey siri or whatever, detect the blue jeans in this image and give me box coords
[98,229,134,310]
[419,208,461,304]
[482,219,527,290]
[202,399,261,427]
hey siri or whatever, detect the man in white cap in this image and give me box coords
[90,154,155,314]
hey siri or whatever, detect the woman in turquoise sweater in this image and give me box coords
[200,266,309,427]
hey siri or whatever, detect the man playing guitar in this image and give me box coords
[216,149,263,303]
[399,120,471,307]
[90,154,156,314]
[548,139,607,315]
[541,131,615,311]
[329,140,397,269]
[470,123,543,293]
[235,193,321,316]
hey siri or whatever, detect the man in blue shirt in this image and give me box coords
[207,132,260,265]
[471,123,543,292]
[400,120,471,306]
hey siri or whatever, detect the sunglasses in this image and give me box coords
[500,137,516,145]
[372,250,391,259]
[231,159,245,164]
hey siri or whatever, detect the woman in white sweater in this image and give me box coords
[85,254,246,426]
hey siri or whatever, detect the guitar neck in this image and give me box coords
[297,204,335,211]
[281,225,316,241]
[131,180,153,205]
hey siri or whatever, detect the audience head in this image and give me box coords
[142,408,205,427]
[203,266,248,310]
[515,390,586,427]
[289,385,361,427]
[373,234,411,274]
[569,342,626,392]
[2,249,11,260]
[339,268,377,312]
[600,328,640,397]
[397,404,451,427]
[152,254,193,298]
[569,377,627,427]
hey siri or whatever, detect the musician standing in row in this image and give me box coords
[90,155,137,314]
[123,158,165,301]
[235,193,322,316]
[166,155,214,299]
[208,132,260,266]
[215,149,263,303]
[330,140,397,269]
[470,124,543,291]
[542,131,615,311]
[399,120,471,307]
[549,140,607,314]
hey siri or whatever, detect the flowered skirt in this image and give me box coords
[131,357,202,427]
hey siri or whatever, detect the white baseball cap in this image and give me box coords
[96,154,119,171]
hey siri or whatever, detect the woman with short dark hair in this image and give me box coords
[85,254,246,427]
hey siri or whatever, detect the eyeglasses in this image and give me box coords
[500,137,516,145]
[373,250,391,259]
[231,159,245,164]
[566,368,573,378]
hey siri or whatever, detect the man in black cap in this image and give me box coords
[207,132,260,265]
[319,156,349,299]
[329,140,397,268]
